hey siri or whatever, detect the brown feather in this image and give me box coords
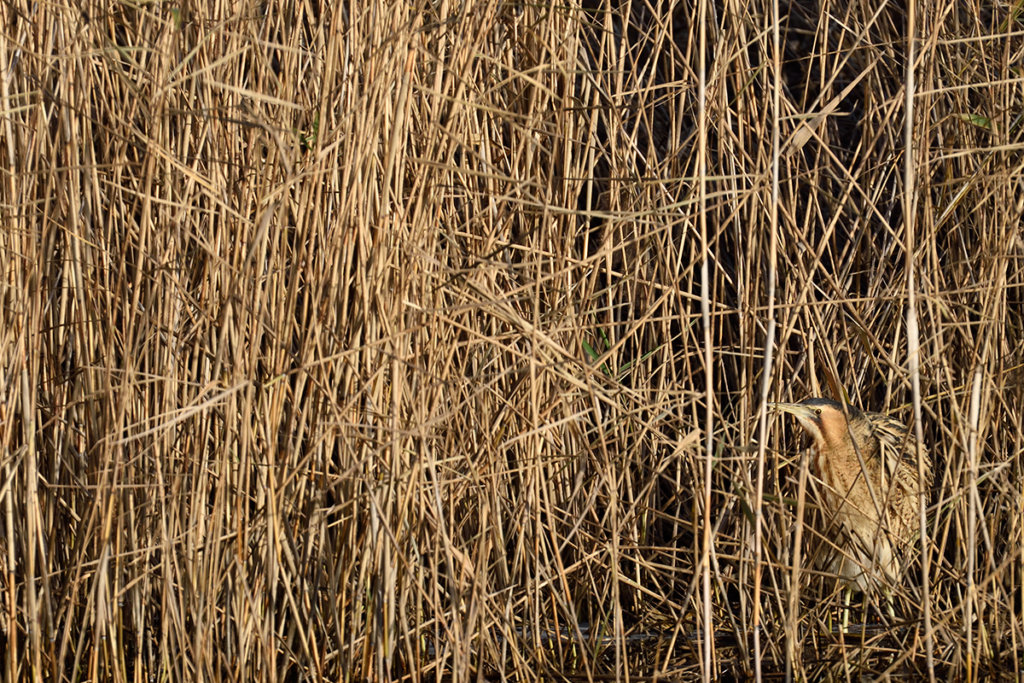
[772,398,931,593]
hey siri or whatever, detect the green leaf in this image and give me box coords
[957,113,991,130]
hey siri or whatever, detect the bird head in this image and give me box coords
[769,397,859,450]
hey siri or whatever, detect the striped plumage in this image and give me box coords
[771,398,930,593]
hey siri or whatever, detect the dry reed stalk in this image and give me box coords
[0,0,1021,680]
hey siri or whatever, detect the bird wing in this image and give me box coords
[868,411,928,545]
[868,412,920,483]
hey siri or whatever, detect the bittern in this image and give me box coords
[770,398,930,621]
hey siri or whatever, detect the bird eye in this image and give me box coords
[814,408,822,416]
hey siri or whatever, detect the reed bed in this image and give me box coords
[1,0,1022,680]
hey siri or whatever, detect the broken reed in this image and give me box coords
[0,0,1021,680]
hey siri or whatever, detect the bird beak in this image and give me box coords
[767,402,819,433]
[768,401,810,415]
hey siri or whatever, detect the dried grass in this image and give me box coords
[1,0,1022,680]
